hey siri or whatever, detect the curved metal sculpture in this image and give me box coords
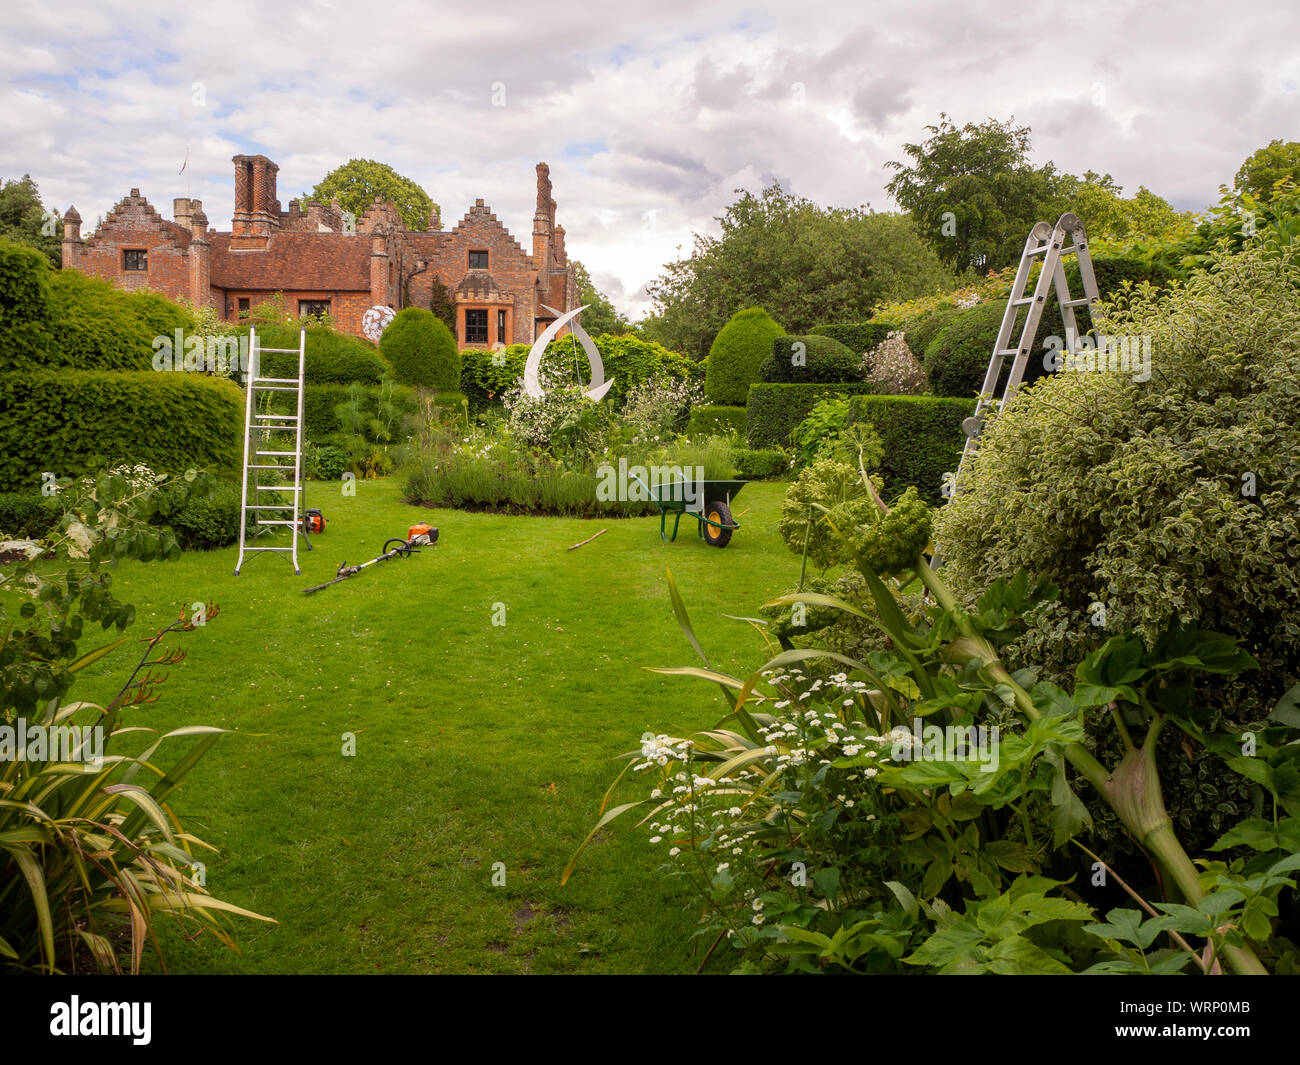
[522,304,613,401]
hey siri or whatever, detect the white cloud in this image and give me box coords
[3,0,1296,320]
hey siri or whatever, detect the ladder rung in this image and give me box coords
[1062,297,1094,307]
[254,377,299,384]
[246,505,295,510]
[1011,296,1040,306]
[249,425,299,431]
[255,485,302,492]
[248,464,293,470]
[252,385,299,392]
[242,546,295,552]
[254,415,298,422]
[255,451,297,456]
[996,348,1022,356]
[257,520,300,526]
[1027,243,1053,256]
[258,347,302,354]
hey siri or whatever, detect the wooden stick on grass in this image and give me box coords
[567,528,607,551]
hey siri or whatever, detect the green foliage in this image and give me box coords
[0,472,271,972]
[901,305,962,357]
[886,114,1065,273]
[0,174,61,268]
[705,308,786,405]
[777,459,877,571]
[571,260,632,336]
[922,300,1004,397]
[235,321,392,384]
[1054,170,1195,245]
[846,394,975,504]
[460,345,529,411]
[0,237,53,330]
[380,307,460,390]
[304,442,350,481]
[170,481,242,550]
[303,158,439,232]
[745,382,876,449]
[686,404,747,439]
[0,492,60,538]
[644,184,955,358]
[0,370,243,492]
[761,334,861,384]
[1234,139,1300,203]
[732,447,790,480]
[934,241,1300,854]
[788,396,881,467]
[809,321,897,353]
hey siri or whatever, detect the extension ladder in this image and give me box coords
[234,328,312,575]
[931,213,1102,569]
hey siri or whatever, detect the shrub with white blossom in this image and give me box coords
[863,331,927,395]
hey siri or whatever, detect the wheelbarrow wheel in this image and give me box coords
[703,500,733,548]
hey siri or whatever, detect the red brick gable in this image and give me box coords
[209,232,371,290]
[85,190,191,251]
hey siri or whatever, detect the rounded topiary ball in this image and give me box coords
[705,307,785,405]
[380,307,460,390]
[922,301,1004,398]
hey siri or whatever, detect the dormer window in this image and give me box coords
[123,249,147,271]
[468,250,488,269]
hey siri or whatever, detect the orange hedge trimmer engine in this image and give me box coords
[408,522,435,545]
[301,509,326,535]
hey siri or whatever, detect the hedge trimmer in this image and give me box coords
[303,524,438,595]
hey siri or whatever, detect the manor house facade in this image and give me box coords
[60,155,578,345]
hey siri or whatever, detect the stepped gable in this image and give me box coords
[85,189,192,250]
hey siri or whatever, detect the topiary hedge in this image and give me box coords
[846,394,975,504]
[380,307,460,389]
[0,370,243,492]
[237,322,392,385]
[901,305,962,360]
[460,346,529,410]
[809,321,897,354]
[705,308,785,405]
[733,447,790,480]
[0,492,61,539]
[760,334,862,384]
[746,382,876,449]
[922,301,1004,398]
[686,404,747,438]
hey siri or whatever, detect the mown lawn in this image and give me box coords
[71,477,798,974]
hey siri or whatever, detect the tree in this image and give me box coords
[380,307,459,390]
[303,160,439,233]
[885,115,1063,274]
[1234,139,1300,203]
[1054,171,1194,244]
[644,184,954,359]
[571,260,632,337]
[0,175,61,268]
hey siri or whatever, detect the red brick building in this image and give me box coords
[60,155,578,345]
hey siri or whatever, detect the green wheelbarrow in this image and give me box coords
[632,474,746,548]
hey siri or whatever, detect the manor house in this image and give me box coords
[59,156,578,345]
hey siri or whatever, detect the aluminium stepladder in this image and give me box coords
[931,213,1103,567]
[234,327,313,575]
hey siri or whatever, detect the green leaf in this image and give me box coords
[1267,682,1300,729]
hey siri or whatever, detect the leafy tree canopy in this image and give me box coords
[0,175,61,268]
[885,114,1063,275]
[1055,170,1193,244]
[642,184,955,359]
[303,159,439,233]
[571,260,634,337]
[1234,139,1300,203]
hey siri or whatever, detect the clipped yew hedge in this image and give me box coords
[0,370,243,492]
[846,394,975,504]
[686,405,747,438]
[745,382,876,449]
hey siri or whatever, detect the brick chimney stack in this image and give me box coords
[231,154,280,243]
[61,206,82,268]
[189,204,210,309]
[532,162,552,265]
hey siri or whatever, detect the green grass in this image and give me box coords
[70,477,799,973]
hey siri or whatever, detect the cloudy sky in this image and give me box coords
[4,0,1297,318]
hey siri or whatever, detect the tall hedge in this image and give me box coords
[846,394,975,504]
[686,405,747,438]
[297,382,419,441]
[901,306,962,360]
[809,321,897,354]
[760,334,861,384]
[380,307,460,390]
[705,308,785,405]
[922,302,1005,398]
[746,382,876,449]
[0,370,243,492]
[238,322,393,385]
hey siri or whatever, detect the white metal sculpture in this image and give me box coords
[522,304,613,401]
[361,305,396,343]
